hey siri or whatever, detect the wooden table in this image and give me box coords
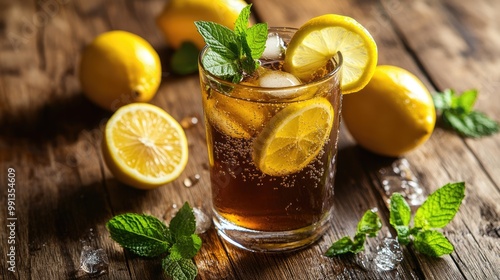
[1,0,499,279]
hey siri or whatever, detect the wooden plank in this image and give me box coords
[1,0,499,279]
[376,0,500,278]
[254,0,499,279]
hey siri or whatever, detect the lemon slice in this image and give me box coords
[102,103,188,189]
[204,91,270,139]
[284,14,378,94]
[252,98,334,176]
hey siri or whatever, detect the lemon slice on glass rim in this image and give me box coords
[252,98,334,176]
[284,14,378,94]
[102,103,188,189]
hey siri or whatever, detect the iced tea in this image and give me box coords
[199,28,342,251]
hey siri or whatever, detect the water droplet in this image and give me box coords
[180,115,199,129]
[163,204,179,220]
[183,174,201,188]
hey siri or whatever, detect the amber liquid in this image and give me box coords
[202,75,341,232]
[208,126,338,231]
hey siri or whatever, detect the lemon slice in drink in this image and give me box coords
[102,103,188,189]
[253,98,334,176]
[284,14,378,94]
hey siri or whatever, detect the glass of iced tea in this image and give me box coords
[198,27,342,252]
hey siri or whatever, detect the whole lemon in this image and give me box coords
[79,30,161,111]
[156,0,248,50]
[342,65,436,157]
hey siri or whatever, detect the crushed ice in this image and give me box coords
[374,238,404,271]
[193,207,212,234]
[379,158,426,206]
[79,245,109,276]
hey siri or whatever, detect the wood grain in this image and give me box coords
[1,0,499,279]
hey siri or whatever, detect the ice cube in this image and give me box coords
[262,32,285,60]
[374,238,403,271]
[79,245,109,275]
[193,207,211,234]
[380,158,426,206]
[259,70,301,88]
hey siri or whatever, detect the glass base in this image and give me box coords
[212,208,332,252]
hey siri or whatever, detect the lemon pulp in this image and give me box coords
[103,103,188,189]
[253,98,334,176]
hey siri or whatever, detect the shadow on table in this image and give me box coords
[0,93,110,146]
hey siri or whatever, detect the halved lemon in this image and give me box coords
[284,14,378,94]
[252,98,334,176]
[102,103,188,189]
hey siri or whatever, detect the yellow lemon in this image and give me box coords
[102,103,188,189]
[156,0,248,50]
[253,98,334,176]
[342,65,436,157]
[79,31,161,111]
[203,90,270,139]
[284,14,377,94]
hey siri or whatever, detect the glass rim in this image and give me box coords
[198,26,343,93]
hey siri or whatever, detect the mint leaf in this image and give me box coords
[201,48,240,81]
[414,182,465,229]
[169,235,202,260]
[194,21,239,59]
[432,89,453,110]
[389,193,412,245]
[414,230,454,257]
[234,4,252,36]
[106,214,172,257]
[170,202,197,240]
[195,4,267,82]
[163,257,198,280]
[357,209,383,237]
[434,88,499,138]
[389,193,411,227]
[444,111,500,138]
[325,210,381,257]
[325,236,355,256]
[455,89,477,113]
[394,225,411,245]
[171,41,199,75]
[351,233,367,253]
[246,23,268,59]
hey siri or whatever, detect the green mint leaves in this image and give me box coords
[433,89,500,137]
[106,202,202,280]
[195,4,268,83]
[325,210,382,256]
[325,182,465,258]
[389,193,412,245]
[391,182,465,257]
[171,42,200,75]
[413,182,465,229]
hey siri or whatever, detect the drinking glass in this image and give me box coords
[198,27,343,252]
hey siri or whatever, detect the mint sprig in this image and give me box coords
[325,182,465,258]
[433,89,500,137]
[107,202,202,280]
[325,210,382,256]
[195,4,268,83]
